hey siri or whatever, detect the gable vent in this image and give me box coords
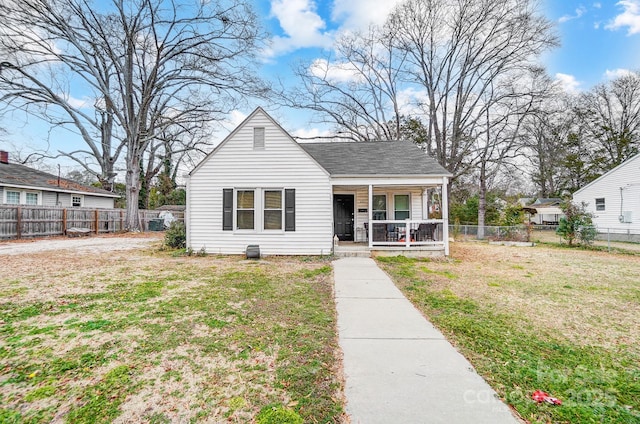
[253,127,265,150]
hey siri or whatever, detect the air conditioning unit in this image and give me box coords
[619,211,633,223]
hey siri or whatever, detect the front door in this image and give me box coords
[333,194,354,241]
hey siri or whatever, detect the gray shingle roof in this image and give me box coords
[0,162,118,196]
[299,141,451,176]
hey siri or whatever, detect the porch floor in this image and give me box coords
[333,242,446,258]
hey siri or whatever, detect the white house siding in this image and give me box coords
[573,154,640,235]
[83,195,115,209]
[42,191,59,206]
[187,110,333,255]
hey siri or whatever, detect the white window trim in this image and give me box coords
[233,187,287,233]
[72,195,84,208]
[595,197,605,212]
[263,189,285,232]
[3,189,42,206]
[5,190,21,205]
[372,193,387,220]
[393,192,411,220]
[234,188,256,231]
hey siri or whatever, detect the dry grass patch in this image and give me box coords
[0,248,344,423]
[378,242,640,424]
[424,243,640,350]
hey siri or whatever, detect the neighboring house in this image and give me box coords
[573,153,640,237]
[186,107,452,256]
[522,198,564,225]
[0,151,119,208]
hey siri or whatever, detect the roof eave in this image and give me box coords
[0,182,119,198]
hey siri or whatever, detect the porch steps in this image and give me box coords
[333,243,371,258]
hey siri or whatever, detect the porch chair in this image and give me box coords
[416,223,435,241]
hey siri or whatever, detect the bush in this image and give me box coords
[256,404,303,424]
[556,201,596,246]
[164,221,186,249]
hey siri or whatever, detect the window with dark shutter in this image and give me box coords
[223,189,233,230]
[285,189,295,231]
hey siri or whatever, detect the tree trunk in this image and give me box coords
[477,163,487,240]
[125,155,141,231]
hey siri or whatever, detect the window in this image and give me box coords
[6,191,20,204]
[253,127,265,149]
[236,190,255,230]
[595,198,605,211]
[394,194,410,220]
[25,192,38,205]
[264,190,283,230]
[372,195,387,220]
[72,196,82,207]
[223,188,295,232]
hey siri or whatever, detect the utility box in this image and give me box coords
[246,245,260,259]
[148,218,165,231]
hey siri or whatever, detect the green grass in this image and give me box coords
[378,248,640,424]
[0,251,343,423]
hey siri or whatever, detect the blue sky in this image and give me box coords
[2,0,640,173]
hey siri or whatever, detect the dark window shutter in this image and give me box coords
[285,189,295,232]
[223,189,233,230]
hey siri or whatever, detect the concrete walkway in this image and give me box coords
[333,257,520,424]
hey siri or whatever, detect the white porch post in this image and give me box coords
[422,188,429,220]
[442,177,450,256]
[368,184,373,248]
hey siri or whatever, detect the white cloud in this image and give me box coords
[308,58,363,83]
[558,6,587,23]
[267,0,334,56]
[554,73,582,94]
[606,0,640,35]
[593,2,602,8]
[65,95,93,109]
[396,87,429,116]
[331,0,403,31]
[266,0,407,57]
[604,68,634,79]
[291,127,334,140]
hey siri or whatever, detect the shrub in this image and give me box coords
[164,221,186,249]
[255,404,303,424]
[556,200,596,246]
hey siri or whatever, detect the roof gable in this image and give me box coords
[189,107,327,177]
[298,141,451,176]
[573,153,640,195]
[0,162,118,197]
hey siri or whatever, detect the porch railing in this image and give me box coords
[367,220,445,247]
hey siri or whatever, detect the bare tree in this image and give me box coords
[282,25,407,141]
[574,70,640,173]
[521,85,576,198]
[388,0,558,178]
[0,0,265,229]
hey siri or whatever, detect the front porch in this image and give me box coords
[331,178,450,257]
[333,240,448,258]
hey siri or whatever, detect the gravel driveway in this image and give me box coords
[0,233,163,256]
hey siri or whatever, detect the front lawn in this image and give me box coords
[0,246,343,423]
[378,243,640,424]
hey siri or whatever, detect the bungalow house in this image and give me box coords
[186,107,452,256]
[0,151,118,208]
[573,153,640,240]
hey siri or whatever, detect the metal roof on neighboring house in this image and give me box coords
[298,141,451,176]
[0,162,118,197]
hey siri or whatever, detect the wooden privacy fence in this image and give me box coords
[0,205,184,239]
